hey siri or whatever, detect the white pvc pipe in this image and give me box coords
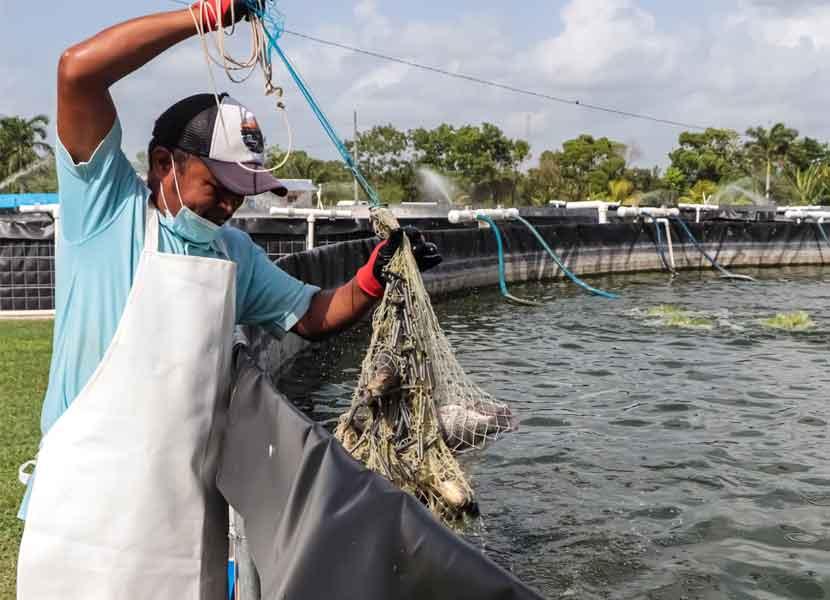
[784,210,830,222]
[269,207,353,251]
[654,218,676,271]
[616,206,680,219]
[564,201,616,224]
[306,215,315,251]
[678,203,719,224]
[777,205,827,213]
[269,207,353,219]
[447,208,519,224]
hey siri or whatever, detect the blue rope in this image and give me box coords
[671,217,755,281]
[245,0,382,207]
[817,221,830,247]
[514,215,619,300]
[476,215,540,306]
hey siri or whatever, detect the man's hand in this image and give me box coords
[293,228,442,340]
[191,0,251,31]
[356,227,443,298]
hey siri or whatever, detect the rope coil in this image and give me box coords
[187,0,293,173]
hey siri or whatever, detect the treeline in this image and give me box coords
[4,113,830,207]
[268,122,830,206]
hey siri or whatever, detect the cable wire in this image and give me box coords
[282,29,712,131]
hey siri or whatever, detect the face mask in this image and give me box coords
[158,157,221,247]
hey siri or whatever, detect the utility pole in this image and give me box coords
[353,109,359,204]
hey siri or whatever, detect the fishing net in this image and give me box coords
[335,209,515,524]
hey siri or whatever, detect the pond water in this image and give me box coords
[278,266,830,600]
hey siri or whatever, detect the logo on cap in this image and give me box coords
[240,110,265,155]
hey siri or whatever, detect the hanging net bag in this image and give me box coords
[190,2,517,524]
[335,209,515,524]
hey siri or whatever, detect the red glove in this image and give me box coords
[191,0,249,31]
[356,228,443,299]
[356,240,388,298]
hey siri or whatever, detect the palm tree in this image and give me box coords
[785,165,828,206]
[0,114,53,179]
[608,179,634,203]
[745,123,798,200]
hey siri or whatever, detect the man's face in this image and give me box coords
[153,148,244,226]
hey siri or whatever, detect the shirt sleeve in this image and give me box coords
[227,228,320,336]
[57,118,147,244]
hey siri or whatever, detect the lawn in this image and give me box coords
[0,320,51,599]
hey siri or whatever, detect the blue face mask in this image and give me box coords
[159,160,221,248]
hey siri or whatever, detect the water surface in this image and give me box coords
[279,266,830,599]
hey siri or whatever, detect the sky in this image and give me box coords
[2,0,830,168]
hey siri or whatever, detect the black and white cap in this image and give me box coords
[150,93,287,196]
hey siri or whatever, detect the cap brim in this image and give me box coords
[202,158,288,197]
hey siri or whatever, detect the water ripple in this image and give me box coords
[281,267,830,599]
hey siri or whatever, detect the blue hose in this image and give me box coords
[817,222,830,246]
[476,215,540,306]
[671,217,755,282]
[514,216,619,299]
[246,1,382,207]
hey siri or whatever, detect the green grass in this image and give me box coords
[0,320,52,599]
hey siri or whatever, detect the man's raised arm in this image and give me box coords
[57,2,246,163]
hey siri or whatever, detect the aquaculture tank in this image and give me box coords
[277,267,830,600]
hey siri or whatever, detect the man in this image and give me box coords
[16,2,439,598]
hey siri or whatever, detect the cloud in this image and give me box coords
[12,0,830,171]
[529,0,677,88]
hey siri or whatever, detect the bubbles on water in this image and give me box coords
[759,311,816,332]
[632,305,820,335]
[637,304,715,330]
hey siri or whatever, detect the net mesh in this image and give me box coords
[335,209,515,524]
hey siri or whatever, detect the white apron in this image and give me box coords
[18,206,236,600]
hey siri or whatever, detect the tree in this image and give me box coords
[557,135,626,200]
[0,114,53,180]
[608,179,634,203]
[662,166,686,193]
[667,128,744,191]
[524,150,566,205]
[410,123,529,205]
[624,166,662,194]
[784,165,828,206]
[349,125,410,182]
[786,137,830,171]
[0,156,57,193]
[745,123,799,199]
[681,180,719,205]
[264,148,350,184]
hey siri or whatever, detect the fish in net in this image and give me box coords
[335,208,515,524]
